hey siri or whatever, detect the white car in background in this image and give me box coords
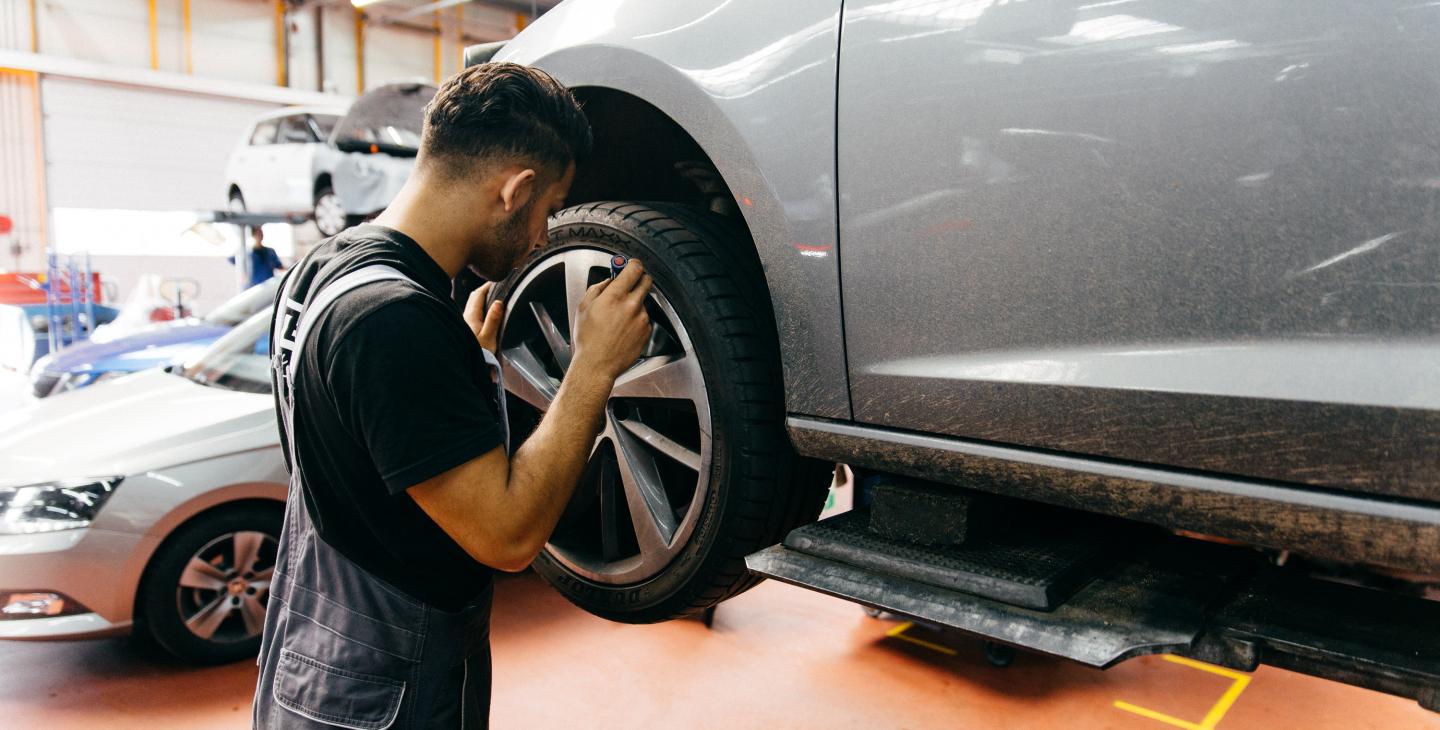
[0,311,285,664]
[225,106,348,234]
[224,83,436,236]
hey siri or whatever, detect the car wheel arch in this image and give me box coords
[510,38,853,418]
[130,491,285,628]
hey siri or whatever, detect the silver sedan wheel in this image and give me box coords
[314,191,347,236]
[501,248,712,586]
[176,530,275,643]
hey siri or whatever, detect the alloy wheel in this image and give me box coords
[500,248,712,586]
[176,530,276,643]
[314,191,347,236]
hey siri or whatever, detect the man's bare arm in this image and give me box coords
[408,262,652,571]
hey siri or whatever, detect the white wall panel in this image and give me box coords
[366,21,433,90]
[189,0,275,87]
[38,0,150,67]
[41,76,276,211]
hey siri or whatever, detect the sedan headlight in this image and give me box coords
[0,478,123,535]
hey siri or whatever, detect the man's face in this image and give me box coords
[480,162,575,279]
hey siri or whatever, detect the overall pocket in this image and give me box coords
[273,648,404,730]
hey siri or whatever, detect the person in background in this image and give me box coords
[232,227,285,287]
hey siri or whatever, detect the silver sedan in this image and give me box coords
[0,311,285,663]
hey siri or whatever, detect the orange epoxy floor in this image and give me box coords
[1,571,1435,729]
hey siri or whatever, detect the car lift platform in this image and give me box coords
[747,509,1440,711]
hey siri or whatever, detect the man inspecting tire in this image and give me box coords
[254,63,653,729]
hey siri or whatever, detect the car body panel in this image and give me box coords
[32,320,227,387]
[333,152,416,217]
[0,369,276,487]
[835,0,1440,499]
[500,0,853,420]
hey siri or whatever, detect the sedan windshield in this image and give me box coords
[204,277,281,327]
[181,311,271,394]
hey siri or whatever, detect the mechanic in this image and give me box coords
[253,63,654,729]
[232,227,285,287]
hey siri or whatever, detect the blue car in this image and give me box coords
[28,278,279,398]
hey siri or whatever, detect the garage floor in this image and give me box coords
[2,571,1436,729]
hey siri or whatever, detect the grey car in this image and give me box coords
[477,0,1439,707]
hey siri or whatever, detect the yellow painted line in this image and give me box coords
[885,621,958,656]
[1113,655,1252,730]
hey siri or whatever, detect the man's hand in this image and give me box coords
[464,281,505,353]
[409,259,656,574]
[572,260,653,380]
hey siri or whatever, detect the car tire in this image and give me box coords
[496,201,830,623]
[137,503,281,664]
[313,184,348,237]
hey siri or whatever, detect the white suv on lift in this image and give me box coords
[225,84,436,237]
[224,106,349,235]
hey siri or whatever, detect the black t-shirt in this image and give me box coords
[272,224,503,611]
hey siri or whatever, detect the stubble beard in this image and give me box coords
[471,199,536,281]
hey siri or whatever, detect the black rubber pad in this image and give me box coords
[782,509,1145,611]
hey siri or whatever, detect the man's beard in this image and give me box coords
[472,199,536,281]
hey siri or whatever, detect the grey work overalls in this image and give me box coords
[254,264,505,730]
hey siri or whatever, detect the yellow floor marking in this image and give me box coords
[1114,655,1253,730]
[884,621,959,656]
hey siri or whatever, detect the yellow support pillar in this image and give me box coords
[183,0,193,75]
[354,8,365,95]
[148,0,159,70]
[28,0,38,52]
[274,0,288,87]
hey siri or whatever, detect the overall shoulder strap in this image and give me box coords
[282,263,415,380]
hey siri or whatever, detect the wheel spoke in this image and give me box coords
[231,531,265,575]
[613,416,679,554]
[612,354,704,404]
[179,558,227,592]
[501,342,558,411]
[529,301,572,371]
[185,595,232,640]
[251,566,275,582]
[240,595,266,637]
[617,417,701,471]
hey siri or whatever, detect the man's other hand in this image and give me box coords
[465,281,505,353]
[573,259,653,381]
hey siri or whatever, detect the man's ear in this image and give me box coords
[498,168,537,213]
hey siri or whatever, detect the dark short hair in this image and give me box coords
[421,63,591,180]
